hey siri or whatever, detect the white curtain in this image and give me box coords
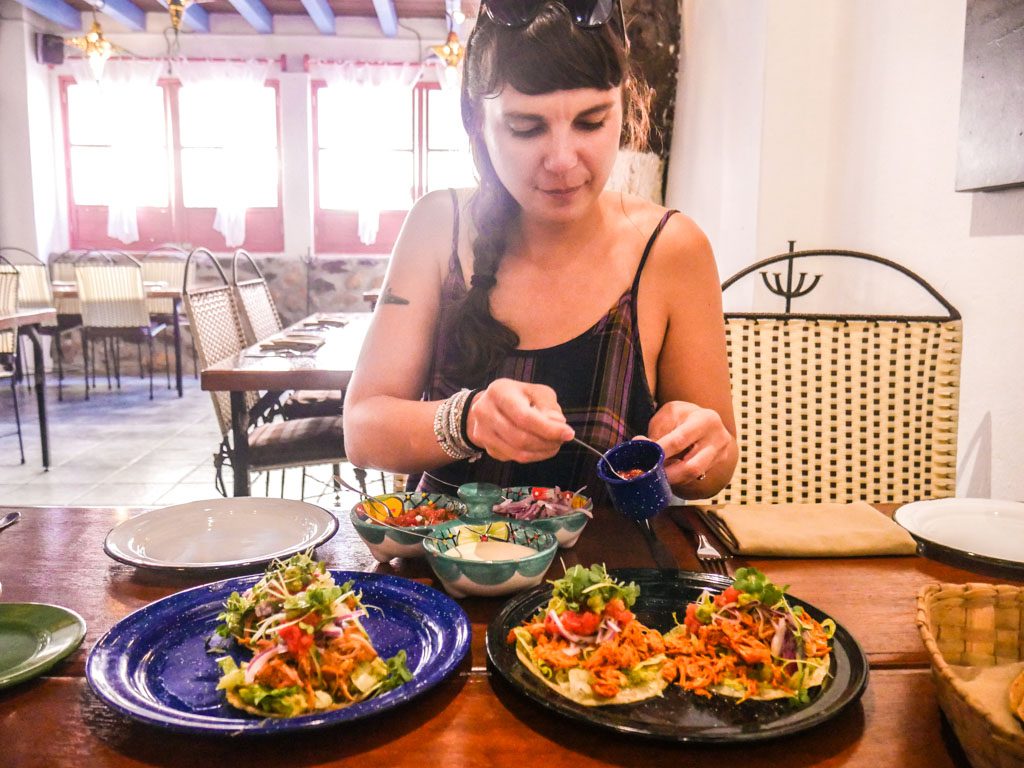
[174,59,271,247]
[72,59,163,244]
[308,61,422,246]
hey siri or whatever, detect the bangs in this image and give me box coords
[467,3,624,100]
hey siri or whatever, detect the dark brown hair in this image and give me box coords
[444,1,650,385]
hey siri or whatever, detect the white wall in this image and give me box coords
[668,0,1024,500]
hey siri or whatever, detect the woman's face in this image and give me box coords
[480,85,623,224]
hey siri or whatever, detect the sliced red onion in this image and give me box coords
[770,617,788,657]
[244,644,284,684]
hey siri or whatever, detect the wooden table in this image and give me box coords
[0,308,56,468]
[200,312,370,496]
[50,284,186,398]
[1,501,1019,767]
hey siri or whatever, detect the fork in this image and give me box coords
[668,508,732,575]
[694,533,731,575]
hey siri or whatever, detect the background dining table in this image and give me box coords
[2,500,1020,767]
[200,311,370,496]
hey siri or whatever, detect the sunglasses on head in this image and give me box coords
[481,0,627,42]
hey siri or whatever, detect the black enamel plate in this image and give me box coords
[486,569,868,743]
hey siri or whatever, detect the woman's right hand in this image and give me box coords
[465,379,575,463]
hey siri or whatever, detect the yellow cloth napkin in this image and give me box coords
[707,502,918,556]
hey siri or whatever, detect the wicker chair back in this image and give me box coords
[714,249,962,505]
[73,251,150,329]
[0,257,19,355]
[183,248,259,437]
[141,244,188,317]
[0,248,54,328]
[231,249,282,345]
[50,250,85,316]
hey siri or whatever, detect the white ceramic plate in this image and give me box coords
[104,498,339,572]
[894,498,1024,568]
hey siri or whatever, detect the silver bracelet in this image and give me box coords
[433,389,482,462]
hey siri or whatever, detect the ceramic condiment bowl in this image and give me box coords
[491,486,593,548]
[422,519,557,598]
[349,492,466,562]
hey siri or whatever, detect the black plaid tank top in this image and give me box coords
[419,193,676,505]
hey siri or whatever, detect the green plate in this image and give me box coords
[0,603,87,689]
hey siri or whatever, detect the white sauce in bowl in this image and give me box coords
[444,541,537,561]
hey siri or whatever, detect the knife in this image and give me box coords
[0,511,21,532]
[634,518,678,570]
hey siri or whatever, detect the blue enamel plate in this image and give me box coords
[86,571,470,735]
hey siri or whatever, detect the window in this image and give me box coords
[62,75,283,251]
[314,80,476,253]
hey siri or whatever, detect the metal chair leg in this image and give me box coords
[102,337,112,390]
[147,334,154,400]
[113,338,122,389]
[163,334,171,389]
[82,328,90,400]
[56,332,64,402]
[10,375,24,464]
[354,466,368,495]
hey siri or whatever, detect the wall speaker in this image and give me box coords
[36,33,65,66]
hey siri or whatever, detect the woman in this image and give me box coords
[344,0,737,503]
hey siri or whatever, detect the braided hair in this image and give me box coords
[444,1,648,385]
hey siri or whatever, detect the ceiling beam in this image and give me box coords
[226,0,272,33]
[95,0,146,32]
[155,0,210,33]
[371,0,398,37]
[13,0,80,30]
[299,0,334,35]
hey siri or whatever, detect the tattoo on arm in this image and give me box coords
[380,286,410,306]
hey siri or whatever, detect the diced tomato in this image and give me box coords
[603,598,634,627]
[553,610,600,637]
[684,603,701,633]
[277,624,314,655]
[714,586,740,607]
[531,487,548,500]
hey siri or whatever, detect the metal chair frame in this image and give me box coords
[715,246,962,505]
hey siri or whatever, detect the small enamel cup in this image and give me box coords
[595,439,672,521]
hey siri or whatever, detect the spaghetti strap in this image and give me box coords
[631,209,678,294]
[448,188,462,276]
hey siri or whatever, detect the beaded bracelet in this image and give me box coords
[433,389,482,462]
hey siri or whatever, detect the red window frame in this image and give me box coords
[61,75,285,252]
[312,80,447,255]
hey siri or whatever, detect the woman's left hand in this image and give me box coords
[644,401,734,488]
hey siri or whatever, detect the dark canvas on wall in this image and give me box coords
[624,0,681,159]
[955,0,1024,191]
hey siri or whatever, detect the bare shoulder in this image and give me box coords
[614,193,715,276]
[389,188,464,283]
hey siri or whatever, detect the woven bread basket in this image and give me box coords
[916,583,1024,768]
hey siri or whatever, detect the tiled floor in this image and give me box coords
[0,370,369,510]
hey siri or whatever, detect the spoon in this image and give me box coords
[571,437,633,481]
[0,511,20,532]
